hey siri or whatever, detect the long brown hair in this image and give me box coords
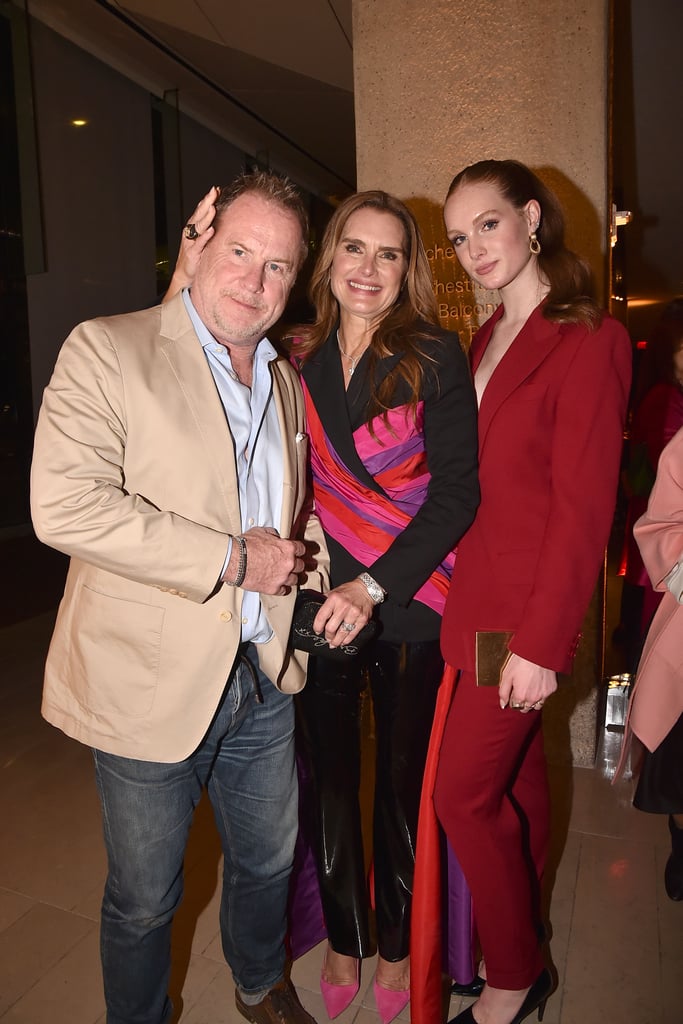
[446,160,602,329]
[289,191,441,424]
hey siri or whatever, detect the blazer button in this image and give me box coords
[220,610,232,622]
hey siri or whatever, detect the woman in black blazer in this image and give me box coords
[290,190,479,1023]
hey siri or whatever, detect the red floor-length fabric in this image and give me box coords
[411,665,474,1024]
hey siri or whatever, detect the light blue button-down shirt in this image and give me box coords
[182,289,284,643]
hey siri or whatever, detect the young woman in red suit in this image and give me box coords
[431,160,632,1024]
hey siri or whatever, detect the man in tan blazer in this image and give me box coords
[31,171,328,1024]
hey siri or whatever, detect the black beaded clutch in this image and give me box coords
[290,589,378,661]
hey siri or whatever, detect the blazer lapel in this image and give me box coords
[158,295,242,532]
[271,358,297,535]
[476,304,565,452]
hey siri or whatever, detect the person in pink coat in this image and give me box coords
[617,425,683,899]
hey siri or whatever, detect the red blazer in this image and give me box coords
[441,303,632,675]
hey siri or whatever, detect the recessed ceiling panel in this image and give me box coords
[113,0,354,90]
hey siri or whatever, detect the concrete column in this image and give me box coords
[353,0,613,766]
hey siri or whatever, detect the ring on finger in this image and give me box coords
[184,222,199,240]
[340,621,356,632]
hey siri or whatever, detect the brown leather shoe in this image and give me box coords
[235,978,319,1024]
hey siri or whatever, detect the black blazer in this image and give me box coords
[300,324,480,643]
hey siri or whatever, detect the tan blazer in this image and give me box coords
[31,294,328,762]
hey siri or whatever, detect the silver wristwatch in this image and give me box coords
[358,571,385,605]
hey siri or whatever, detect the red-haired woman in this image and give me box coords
[431,160,632,1024]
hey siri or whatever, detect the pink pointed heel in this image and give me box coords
[373,979,410,1024]
[320,956,360,1019]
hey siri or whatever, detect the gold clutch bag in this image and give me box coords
[475,631,513,687]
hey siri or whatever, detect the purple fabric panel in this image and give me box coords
[362,432,425,478]
[445,838,476,983]
[287,830,327,960]
[287,751,327,960]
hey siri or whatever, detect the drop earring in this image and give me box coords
[529,231,541,255]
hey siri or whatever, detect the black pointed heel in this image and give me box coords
[451,975,485,997]
[447,1008,477,1024]
[510,968,553,1024]
[447,968,554,1024]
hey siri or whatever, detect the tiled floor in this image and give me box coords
[1,548,681,1023]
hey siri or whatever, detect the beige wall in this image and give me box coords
[353,0,611,346]
[352,0,614,765]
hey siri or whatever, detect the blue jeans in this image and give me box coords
[92,645,297,1024]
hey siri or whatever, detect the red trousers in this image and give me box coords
[434,668,549,989]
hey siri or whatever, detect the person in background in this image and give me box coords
[616,426,683,901]
[618,299,683,669]
[428,159,631,1024]
[31,171,329,1024]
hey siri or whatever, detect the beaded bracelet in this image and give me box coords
[225,534,247,587]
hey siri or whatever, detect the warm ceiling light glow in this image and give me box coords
[70,118,88,127]
[627,298,662,309]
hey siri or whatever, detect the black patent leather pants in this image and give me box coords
[296,637,443,961]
